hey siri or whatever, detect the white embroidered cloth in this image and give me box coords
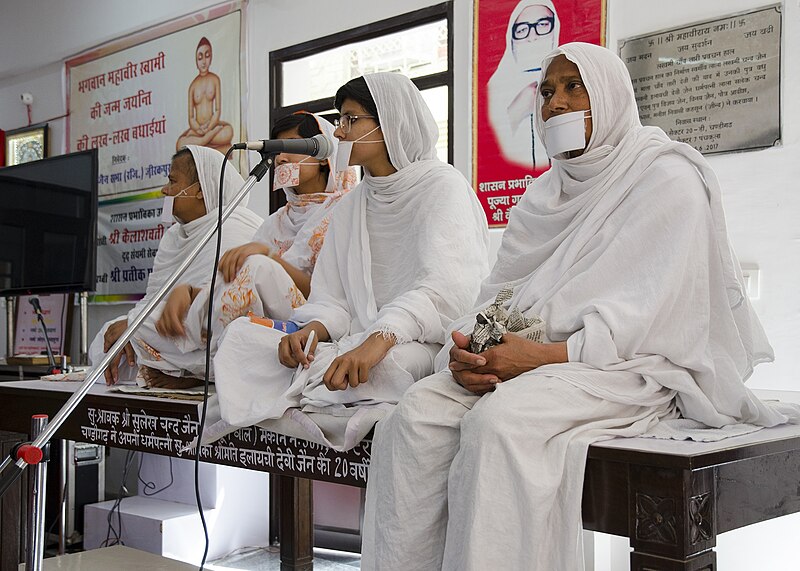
[252,112,356,274]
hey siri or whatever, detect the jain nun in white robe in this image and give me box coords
[89,145,262,382]
[361,43,800,571]
[206,72,490,450]
[156,113,356,372]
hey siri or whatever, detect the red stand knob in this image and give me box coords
[16,444,43,465]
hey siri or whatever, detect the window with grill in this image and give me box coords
[268,3,453,213]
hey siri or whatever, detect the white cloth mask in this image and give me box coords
[335,126,383,172]
[273,158,319,191]
[543,109,591,158]
[161,195,175,223]
[161,182,199,224]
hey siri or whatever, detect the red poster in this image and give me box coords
[473,0,606,226]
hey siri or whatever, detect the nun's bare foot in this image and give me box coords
[140,366,203,389]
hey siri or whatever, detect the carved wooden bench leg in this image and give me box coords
[631,549,716,570]
[629,464,717,571]
[279,475,314,571]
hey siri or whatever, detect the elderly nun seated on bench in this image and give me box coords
[361,42,800,571]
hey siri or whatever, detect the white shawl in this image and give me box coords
[252,113,356,274]
[291,72,490,345]
[439,43,795,429]
[127,145,262,323]
[487,0,561,169]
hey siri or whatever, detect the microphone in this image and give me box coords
[29,296,43,316]
[233,133,334,159]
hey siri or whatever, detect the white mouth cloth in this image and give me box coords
[542,110,590,158]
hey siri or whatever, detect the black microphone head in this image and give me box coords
[29,297,42,312]
[312,134,335,160]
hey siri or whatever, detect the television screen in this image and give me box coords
[0,149,98,295]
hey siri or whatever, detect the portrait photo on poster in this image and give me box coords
[488,0,561,171]
[474,0,605,227]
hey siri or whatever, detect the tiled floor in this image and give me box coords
[207,546,361,570]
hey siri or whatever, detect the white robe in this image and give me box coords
[88,145,262,382]
[362,43,800,570]
[206,72,490,449]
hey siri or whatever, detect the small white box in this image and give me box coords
[84,463,269,565]
[84,496,207,562]
[137,454,220,508]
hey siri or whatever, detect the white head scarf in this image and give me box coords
[129,145,262,320]
[292,72,489,345]
[253,112,356,274]
[450,43,787,428]
[362,73,440,170]
[487,0,560,170]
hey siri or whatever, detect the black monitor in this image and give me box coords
[0,149,98,296]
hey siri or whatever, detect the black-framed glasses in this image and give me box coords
[334,114,375,134]
[512,17,555,40]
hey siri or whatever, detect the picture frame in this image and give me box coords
[472,0,606,227]
[4,122,48,166]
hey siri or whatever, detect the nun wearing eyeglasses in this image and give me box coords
[205,72,490,450]
[488,0,560,171]
[361,43,800,571]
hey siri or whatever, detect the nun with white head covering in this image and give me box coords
[207,72,490,450]
[487,0,560,170]
[136,113,357,389]
[249,113,356,275]
[88,144,262,386]
[361,43,800,570]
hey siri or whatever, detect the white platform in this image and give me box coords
[19,545,198,570]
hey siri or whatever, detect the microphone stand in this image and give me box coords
[0,150,275,570]
[30,299,61,375]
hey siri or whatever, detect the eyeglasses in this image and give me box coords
[334,114,375,134]
[512,17,555,40]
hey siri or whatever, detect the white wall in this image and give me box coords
[597,2,800,568]
[608,0,800,393]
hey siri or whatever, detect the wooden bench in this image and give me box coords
[1,380,799,570]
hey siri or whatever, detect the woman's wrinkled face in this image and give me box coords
[540,55,593,154]
[163,156,204,223]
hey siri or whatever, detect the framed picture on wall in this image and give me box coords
[4,122,48,166]
[472,0,606,227]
